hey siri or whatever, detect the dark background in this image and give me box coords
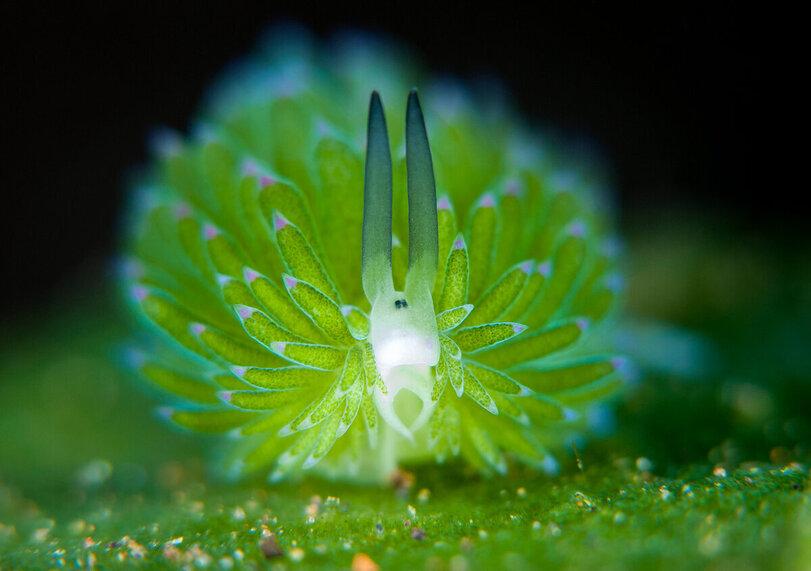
[0,4,796,321]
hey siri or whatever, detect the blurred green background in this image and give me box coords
[1,211,808,569]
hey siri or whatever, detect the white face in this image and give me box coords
[369,288,439,377]
[368,286,440,441]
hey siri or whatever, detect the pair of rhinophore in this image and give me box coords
[363,91,442,440]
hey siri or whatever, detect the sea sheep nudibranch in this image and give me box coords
[122,31,629,483]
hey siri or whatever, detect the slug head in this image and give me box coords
[368,286,438,376]
[362,90,440,438]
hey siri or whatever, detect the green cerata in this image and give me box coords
[122,29,630,483]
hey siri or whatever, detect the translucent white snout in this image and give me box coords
[372,327,439,375]
[369,289,439,440]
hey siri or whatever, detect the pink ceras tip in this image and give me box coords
[272,212,289,231]
[241,159,259,177]
[611,356,627,370]
[568,220,586,238]
[259,175,276,188]
[132,285,149,302]
[519,260,534,274]
[504,179,523,196]
[204,224,219,239]
[237,305,254,320]
[283,275,298,289]
[478,193,496,208]
[174,202,191,219]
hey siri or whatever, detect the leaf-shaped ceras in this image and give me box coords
[124,31,629,482]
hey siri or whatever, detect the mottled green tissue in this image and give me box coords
[119,29,628,483]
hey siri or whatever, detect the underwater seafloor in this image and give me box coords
[1,215,809,569]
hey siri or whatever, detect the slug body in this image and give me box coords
[123,30,628,482]
[365,91,441,441]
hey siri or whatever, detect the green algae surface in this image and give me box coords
[1,221,809,570]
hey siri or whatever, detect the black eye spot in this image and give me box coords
[394,299,408,309]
